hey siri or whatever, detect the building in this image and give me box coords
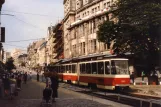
[11,48,26,66]
[3,51,11,63]
[46,26,56,65]
[63,0,115,59]
[38,41,47,67]
[27,39,46,69]
[46,22,64,65]
[53,22,64,62]
[17,54,27,67]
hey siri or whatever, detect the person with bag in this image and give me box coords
[50,71,59,102]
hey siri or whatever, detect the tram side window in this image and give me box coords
[105,61,110,74]
[91,62,97,74]
[80,64,82,74]
[80,64,86,74]
[58,66,60,73]
[72,65,76,73]
[69,65,71,73]
[111,61,117,74]
[61,66,65,73]
[86,63,91,74]
[65,65,69,73]
[98,62,104,74]
[82,64,86,74]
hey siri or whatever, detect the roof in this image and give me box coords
[34,39,46,49]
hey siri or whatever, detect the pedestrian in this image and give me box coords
[16,74,22,90]
[50,71,59,102]
[141,70,145,82]
[130,72,135,84]
[0,75,3,98]
[2,74,10,97]
[29,71,32,80]
[37,72,39,82]
[24,72,27,84]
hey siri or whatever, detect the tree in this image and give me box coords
[5,57,16,71]
[97,0,161,73]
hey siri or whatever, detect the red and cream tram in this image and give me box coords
[55,58,130,90]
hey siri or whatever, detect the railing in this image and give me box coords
[92,91,161,107]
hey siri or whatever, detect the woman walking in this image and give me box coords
[50,71,59,102]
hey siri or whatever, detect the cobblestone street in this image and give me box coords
[0,79,132,107]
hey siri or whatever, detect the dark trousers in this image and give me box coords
[51,88,58,98]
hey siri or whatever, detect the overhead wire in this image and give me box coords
[1,10,54,17]
[3,44,27,48]
[6,38,45,43]
[12,16,47,31]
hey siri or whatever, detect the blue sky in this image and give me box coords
[1,0,64,52]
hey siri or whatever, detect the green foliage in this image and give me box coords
[97,0,161,68]
[5,57,16,71]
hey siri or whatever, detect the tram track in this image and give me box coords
[59,82,161,107]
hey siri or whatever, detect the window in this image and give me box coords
[80,64,86,74]
[104,43,108,50]
[72,65,76,73]
[111,60,129,75]
[104,3,106,8]
[82,42,85,55]
[105,61,110,74]
[98,6,100,11]
[93,39,97,52]
[66,65,69,73]
[98,62,104,74]
[69,65,71,73]
[91,62,97,74]
[60,66,65,73]
[92,9,94,13]
[86,63,91,74]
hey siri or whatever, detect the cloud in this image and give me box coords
[2,0,64,52]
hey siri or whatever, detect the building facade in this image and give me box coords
[46,26,56,65]
[3,51,11,63]
[53,22,64,61]
[63,0,115,59]
[27,39,46,69]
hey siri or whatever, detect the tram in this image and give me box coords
[54,58,130,90]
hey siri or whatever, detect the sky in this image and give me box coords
[1,0,64,52]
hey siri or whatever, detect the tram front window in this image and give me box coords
[111,60,128,75]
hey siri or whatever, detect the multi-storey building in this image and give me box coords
[3,51,11,63]
[46,22,64,65]
[53,22,64,61]
[63,0,115,59]
[27,39,46,68]
[38,41,47,67]
[46,26,56,65]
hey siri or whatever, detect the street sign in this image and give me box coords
[1,27,5,42]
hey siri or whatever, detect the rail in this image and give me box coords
[93,91,161,107]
